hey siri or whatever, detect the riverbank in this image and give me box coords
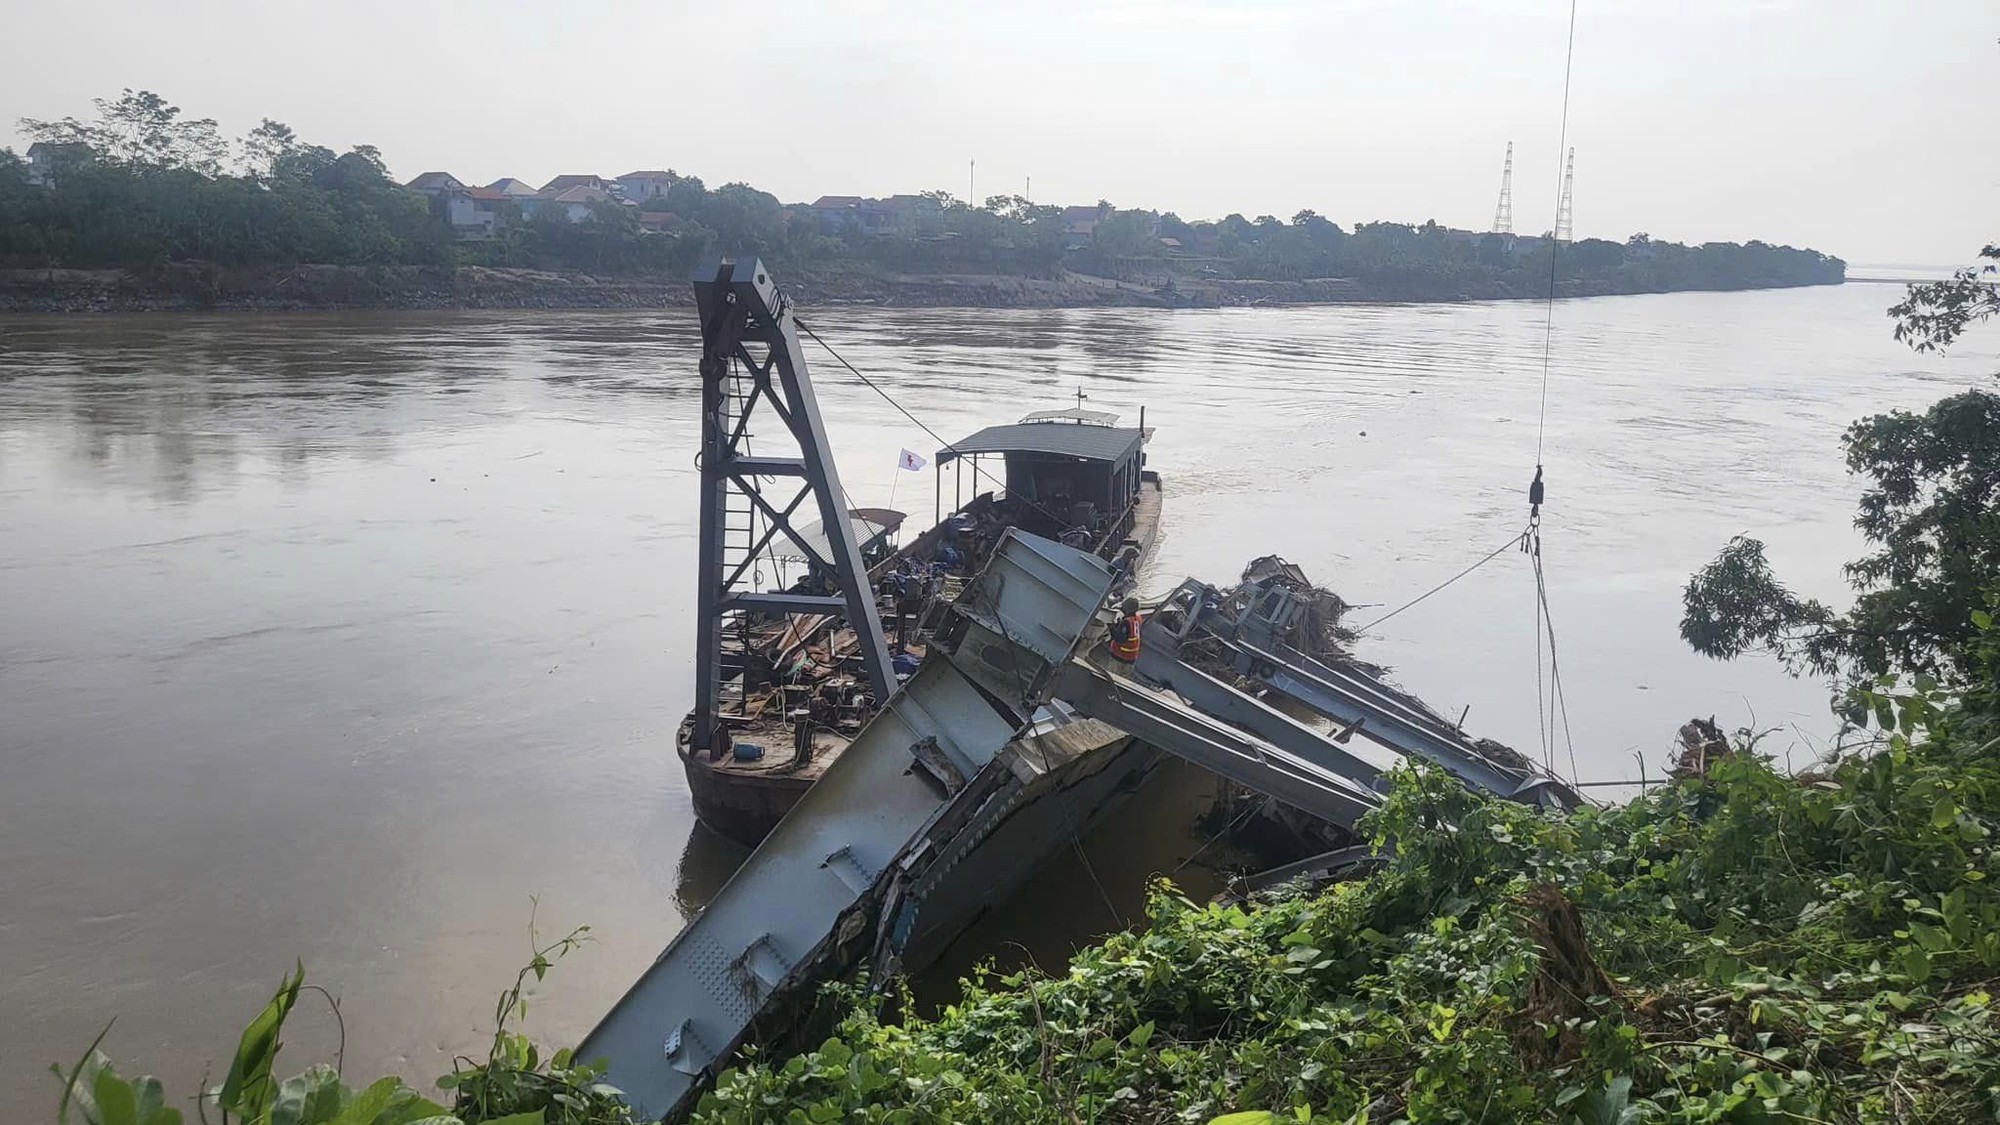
[0,262,1846,313]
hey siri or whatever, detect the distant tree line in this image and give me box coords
[1069,211,1845,296]
[2,90,1844,297]
[2,92,451,270]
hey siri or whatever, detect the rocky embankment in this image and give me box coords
[0,264,677,313]
[0,263,1837,314]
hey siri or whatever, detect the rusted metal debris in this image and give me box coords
[1670,716,1732,779]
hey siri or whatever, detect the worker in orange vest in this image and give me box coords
[1106,595,1144,667]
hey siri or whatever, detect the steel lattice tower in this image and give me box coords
[1491,142,1515,235]
[1554,148,1575,242]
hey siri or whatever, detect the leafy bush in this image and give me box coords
[691,619,2000,1124]
[436,925,632,1125]
[51,925,633,1125]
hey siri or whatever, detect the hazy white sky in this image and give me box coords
[4,1,1992,263]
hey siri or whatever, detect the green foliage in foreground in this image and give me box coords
[691,633,2000,1123]
[52,924,636,1125]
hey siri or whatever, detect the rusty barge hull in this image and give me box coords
[684,471,1165,846]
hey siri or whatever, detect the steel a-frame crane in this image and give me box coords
[689,258,893,755]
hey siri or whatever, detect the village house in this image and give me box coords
[486,177,539,198]
[460,185,515,239]
[402,172,488,237]
[403,171,466,198]
[540,173,611,194]
[24,142,54,185]
[1061,203,1113,248]
[877,193,943,229]
[24,141,89,187]
[808,194,898,234]
[616,170,678,203]
[542,184,615,223]
[400,172,520,239]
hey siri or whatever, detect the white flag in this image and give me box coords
[897,449,926,472]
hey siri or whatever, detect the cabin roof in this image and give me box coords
[937,422,1143,465]
[1020,407,1120,426]
[781,509,906,563]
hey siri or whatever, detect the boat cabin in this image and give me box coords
[936,408,1148,549]
[783,508,906,580]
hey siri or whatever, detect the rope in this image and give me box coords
[795,317,1079,534]
[1534,538,1550,771]
[1072,835,1124,930]
[1532,544,1582,785]
[1354,531,1527,633]
[1175,794,1270,875]
[797,318,958,451]
[1526,0,1580,773]
[1535,0,1580,464]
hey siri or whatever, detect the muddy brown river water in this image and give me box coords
[2,283,1989,1108]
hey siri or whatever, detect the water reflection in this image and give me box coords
[906,758,1254,1010]
[672,821,750,919]
[0,313,713,503]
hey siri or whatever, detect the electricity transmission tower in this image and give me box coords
[1491,142,1515,235]
[1554,148,1575,242]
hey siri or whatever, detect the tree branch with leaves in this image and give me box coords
[1683,244,2000,687]
[1889,245,2000,353]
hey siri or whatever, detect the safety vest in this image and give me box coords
[1108,614,1143,662]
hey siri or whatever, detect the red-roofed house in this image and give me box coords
[486,177,539,198]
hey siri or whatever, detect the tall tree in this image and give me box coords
[239,119,299,181]
[23,89,226,173]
